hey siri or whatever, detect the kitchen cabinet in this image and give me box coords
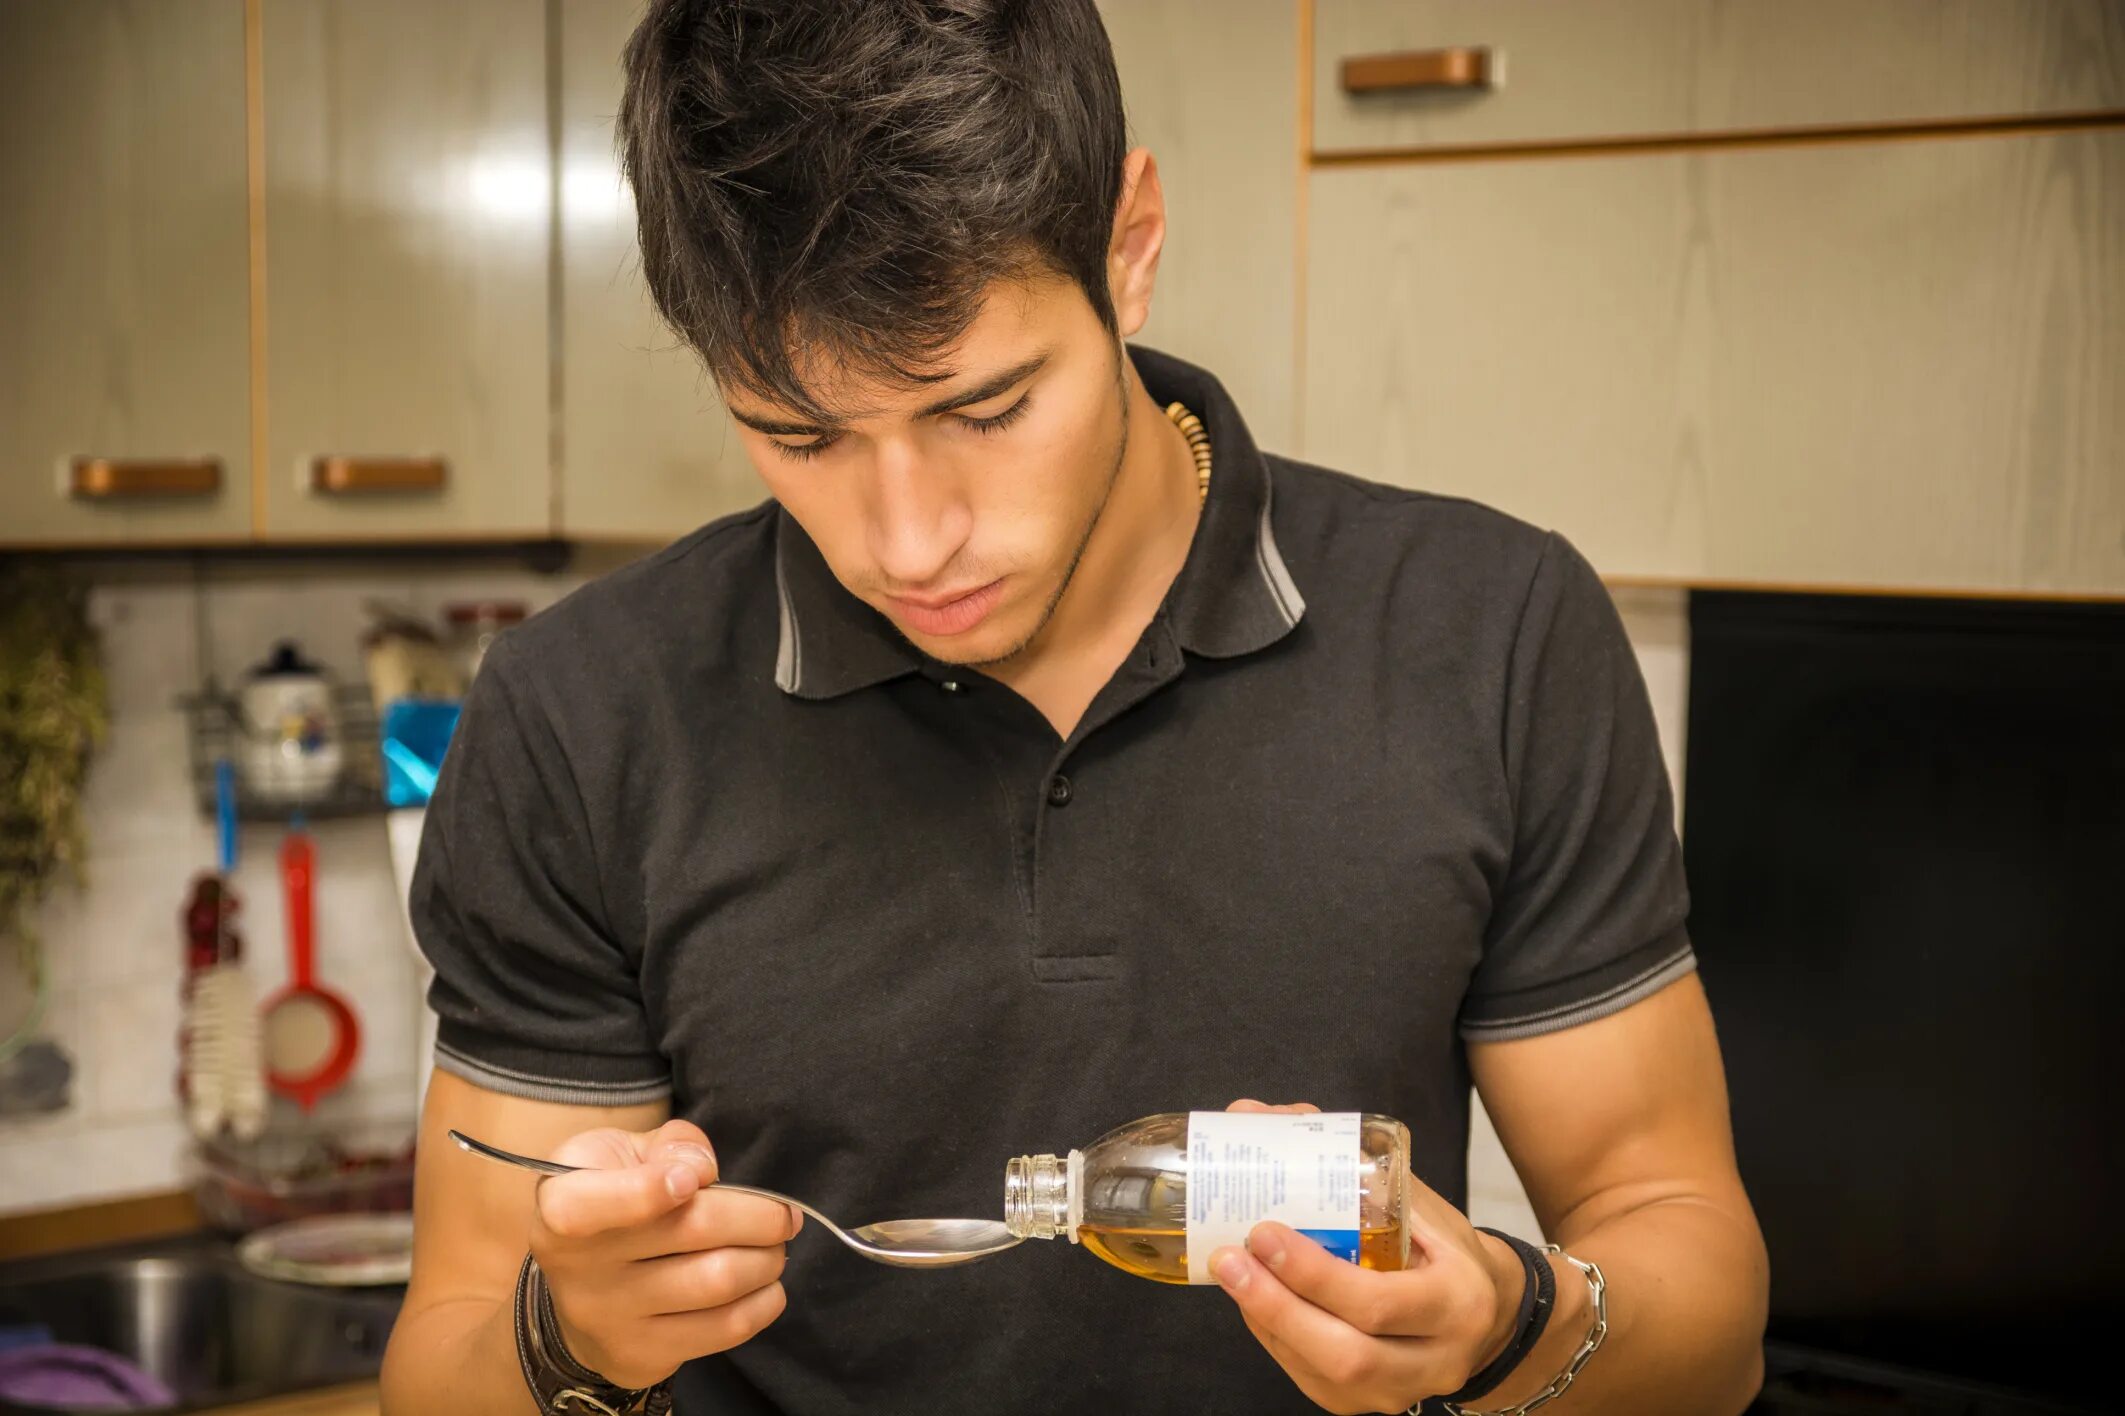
[1099,0,1303,455]
[258,0,551,539]
[1312,0,2125,157]
[1301,129,2125,594]
[556,0,760,540]
[0,0,253,547]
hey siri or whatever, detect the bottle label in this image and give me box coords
[1184,1111,1362,1284]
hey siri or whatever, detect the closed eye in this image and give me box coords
[768,434,840,463]
[960,393,1033,435]
[768,394,1034,463]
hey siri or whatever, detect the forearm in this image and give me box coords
[1479,1194,1767,1414]
[379,1294,537,1416]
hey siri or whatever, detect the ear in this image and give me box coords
[1106,147,1167,340]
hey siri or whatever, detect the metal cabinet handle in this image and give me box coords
[1341,46,1501,94]
[309,455,449,495]
[69,456,223,499]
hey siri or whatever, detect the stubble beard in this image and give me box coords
[933,349,1133,671]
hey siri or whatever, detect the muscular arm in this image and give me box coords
[379,1070,667,1415]
[1468,973,1768,1412]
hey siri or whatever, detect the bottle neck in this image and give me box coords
[1003,1151,1081,1242]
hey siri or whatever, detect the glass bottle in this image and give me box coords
[1004,1111,1411,1284]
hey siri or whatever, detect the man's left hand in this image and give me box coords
[1212,1100,1525,1415]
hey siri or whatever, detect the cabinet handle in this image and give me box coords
[69,457,223,499]
[310,455,449,495]
[1341,46,1500,94]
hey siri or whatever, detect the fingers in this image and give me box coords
[631,1241,788,1315]
[642,1279,789,1357]
[643,1119,719,1186]
[553,1278,790,1388]
[1245,1223,1451,1337]
[1225,1099,1323,1114]
[1214,1246,1444,1413]
[538,1154,702,1240]
[1211,1244,1381,1366]
[624,1184,805,1260]
[549,1124,662,1171]
[537,1120,728,1242]
[547,1119,717,1179]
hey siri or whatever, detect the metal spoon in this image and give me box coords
[446,1129,1023,1269]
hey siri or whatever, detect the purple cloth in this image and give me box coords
[0,1343,175,1410]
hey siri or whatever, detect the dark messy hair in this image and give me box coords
[618,0,1130,423]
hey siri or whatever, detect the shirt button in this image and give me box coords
[1046,775,1073,807]
[940,679,963,694]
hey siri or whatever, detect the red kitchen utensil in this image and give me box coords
[262,823,361,1112]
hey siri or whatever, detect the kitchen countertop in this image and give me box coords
[204,1382,378,1416]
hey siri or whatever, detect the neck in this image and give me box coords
[987,355,1200,734]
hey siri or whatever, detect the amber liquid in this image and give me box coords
[1078,1221,1407,1285]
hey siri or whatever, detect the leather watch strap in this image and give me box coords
[514,1253,675,1414]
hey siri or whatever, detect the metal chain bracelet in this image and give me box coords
[1433,1246,1609,1416]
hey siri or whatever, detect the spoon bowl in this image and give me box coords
[446,1129,1023,1269]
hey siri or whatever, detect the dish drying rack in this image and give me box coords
[179,684,386,821]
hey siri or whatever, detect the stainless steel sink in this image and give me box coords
[0,1234,400,1414]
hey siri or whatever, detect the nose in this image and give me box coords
[865,436,972,589]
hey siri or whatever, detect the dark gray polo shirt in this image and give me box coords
[412,345,1693,1415]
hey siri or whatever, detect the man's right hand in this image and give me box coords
[529,1119,804,1389]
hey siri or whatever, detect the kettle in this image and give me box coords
[238,641,344,805]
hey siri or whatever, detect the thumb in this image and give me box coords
[642,1117,718,1188]
[537,1125,708,1240]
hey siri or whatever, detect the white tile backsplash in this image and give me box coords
[73,709,211,858]
[0,554,596,1219]
[83,980,185,1124]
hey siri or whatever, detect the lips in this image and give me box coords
[885,578,1006,638]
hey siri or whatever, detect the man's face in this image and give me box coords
[722,274,1129,667]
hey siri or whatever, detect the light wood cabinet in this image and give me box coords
[258,0,551,539]
[1301,130,2125,594]
[555,0,759,539]
[1099,0,1303,455]
[1313,0,2125,156]
[0,0,252,547]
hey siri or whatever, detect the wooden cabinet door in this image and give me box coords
[259,0,550,540]
[1313,1,2125,156]
[1301,132,2125,594]
[1099,0,1303,454]
[0,0,252,547]
[556,0,759,541]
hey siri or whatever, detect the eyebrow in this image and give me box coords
[725,350,1053,437]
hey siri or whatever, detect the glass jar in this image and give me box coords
[1005,1110,1411,1284]
[442,600,527,683]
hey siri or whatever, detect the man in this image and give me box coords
[381,2,1767,1412]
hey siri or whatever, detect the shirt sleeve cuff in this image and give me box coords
[1458,929,1698,1043]
[432,1029,673,1107]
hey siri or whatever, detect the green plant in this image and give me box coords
[0,562,107,1061]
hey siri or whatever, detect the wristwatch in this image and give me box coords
[514,1254,675,1415]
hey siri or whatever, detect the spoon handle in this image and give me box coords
[705,1182,843,1238]
[449,1129,576,1176]
[447,1131,838,1237]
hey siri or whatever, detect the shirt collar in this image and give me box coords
[772,343,1306,700]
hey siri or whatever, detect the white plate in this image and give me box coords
[236,1212,414,1286]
